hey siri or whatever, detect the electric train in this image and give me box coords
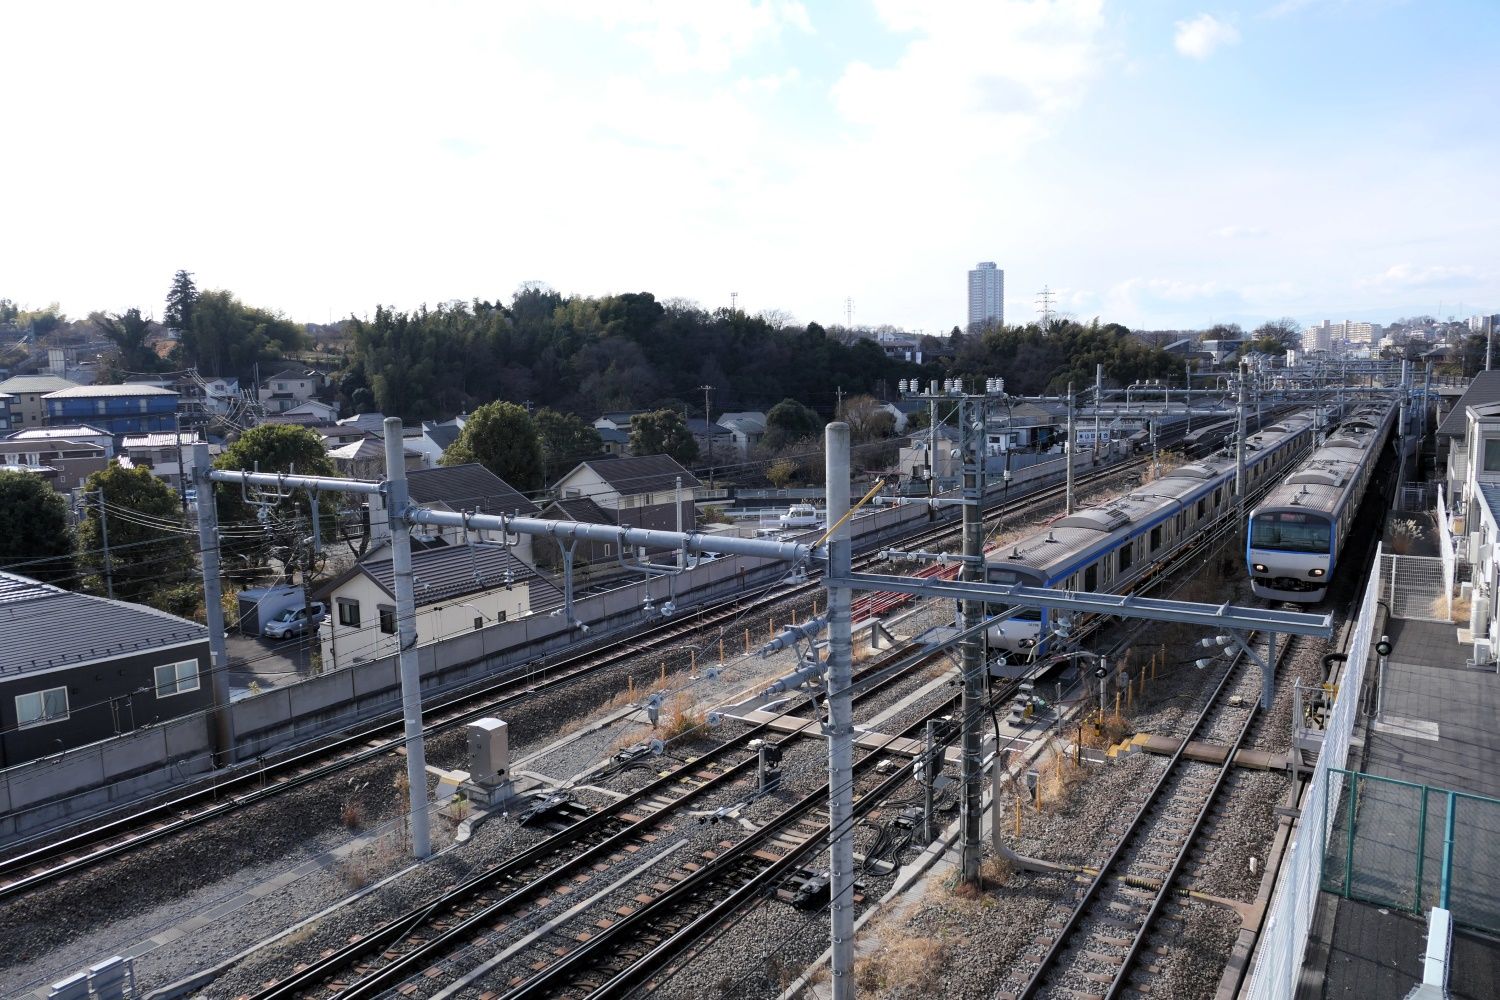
[986,410,1320,656]
[1246,401,1395,602]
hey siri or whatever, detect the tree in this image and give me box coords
[535,408,602,479]
[180,289,308,381]
[1251,317,1301,355]
[165,270,198,330]
[215,425,338,569]
[0,471,74,586]
[441,401,545,492]
[763,398,823,450]
[93,308,162,375]
[766,457,798,488]
[77,463,195,604]
[840,394,896,443]
[628,409,698,464]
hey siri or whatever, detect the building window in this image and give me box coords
[378,605,396,634]
[16,686,69,727]
[1484,439,1500,473]
[474,616,484,631]
[338,599,361,627]
[155,659,201,697]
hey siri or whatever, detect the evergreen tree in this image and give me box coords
[0,471,74,586]
[441,401,545,492]
[628,409,698,464]
[165,269,197,330]
[77,463,195,604]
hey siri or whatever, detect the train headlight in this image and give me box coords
[1253,563,1268,573]
[1310,568,1326,577]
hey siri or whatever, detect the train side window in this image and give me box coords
[1084,564,1098,590]
[1150,525,1162,551]
[1197,499,1206,520]
[1119,542,1134,573]
[1177,512,1185,534]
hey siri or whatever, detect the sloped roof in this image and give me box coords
[0,572,209,677]
[544,497,617,526]
[43,383,177,398]
[422,422,460,451]
[0,375,77,395]
[357,543,560,610]
[407,462,541,516]
[1438,371,1500,437]
[596,427,629,445]
[685,417,733,438]
[566,454,700,496]
[8,424,111,440]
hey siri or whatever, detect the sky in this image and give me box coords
[2,0,1496,333]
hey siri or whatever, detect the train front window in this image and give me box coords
[1251,512,1331,553]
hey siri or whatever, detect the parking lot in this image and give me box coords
[226,631,318,699]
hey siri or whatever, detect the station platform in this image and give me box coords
[1300,617,1500,1000]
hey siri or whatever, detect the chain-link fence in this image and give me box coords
[1321,769,1500,934]
[1381,551,1450,622]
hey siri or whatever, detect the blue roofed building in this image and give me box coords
[42,383,179,434]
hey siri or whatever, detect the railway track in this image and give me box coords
[0,452,1157,901]
[238,642,964,1000]
[999,630,1300,1000]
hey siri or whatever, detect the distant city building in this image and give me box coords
[967,261,1004,330]
[1303,319,1382,351]
[1469,314,1500,335]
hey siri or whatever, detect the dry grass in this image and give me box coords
[340,799,365,830]
[1034,742,1090,813]
[659,690,705,740]
[854,927,947,997]
[608,723,653,754]
[1140,449,1187,484]
[1449,591,1472,624]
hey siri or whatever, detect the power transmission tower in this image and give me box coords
[845,297,854,327]
[1036,285,1055,325]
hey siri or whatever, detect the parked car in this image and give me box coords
[261,602,326,640]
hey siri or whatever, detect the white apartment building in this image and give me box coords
[968,261,1004,330]
[1306,319,1382,349]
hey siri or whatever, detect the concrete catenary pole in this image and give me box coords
[192,443,235,766]
[1185,359,1193,435]
[1066,382,1076,515]
[384,418,432,860]
[1235,360,1248,517]
[959,396,987,885]
[1093,363,1103,459]
[822,422,855,1000]
[929,380,939,503]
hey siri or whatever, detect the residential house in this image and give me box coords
[401,463,542,566]
[43,384,178,435]
[1438,372,1500,506]
[328,437,424,479]
[596,426,629,456]
[549,455,700,549]
[336,412,389,436]
[0,374,78,428]
[257,368,321,414]
[0,392,12,435]
[314,543,561,669]
[278,399,339,424]
[119,432,219,493]
[716,411,766,459]
[0,437,110,491]
[593,410,649,433]
[7,423,114,457]
[536,496,619,565]
[0,572,211,769]
[896,423,961,492]
[686,417,735,463]
[409,421,460,467]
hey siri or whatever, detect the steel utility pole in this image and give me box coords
[192,444,234,766]
[1066,382,1076,514]
[823,422,856,1000]
[959,396,987,885]
[1185,359,1192,435]
[384,418,433,859]
[929,383,939,501]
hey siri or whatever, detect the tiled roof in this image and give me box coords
[43,383,177,398]
[0,375,78,395]
[358,543,559,609]
[9,424,111,440]
[1438,372,1500,437]
[568,454,700,495]
[407,463,540,517]
[422,422,460,451]
[122,432,201,449]
[0,572,209,677]
[545,497,617,525]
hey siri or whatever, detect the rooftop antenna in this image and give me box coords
[730,291,738,313]
[1036,285,1055,325]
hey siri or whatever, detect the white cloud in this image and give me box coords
[1174,13,1241,60]
[1216,225,1269,239]
[1359,264,1484,290]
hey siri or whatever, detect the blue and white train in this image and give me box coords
[1247,402,1395,603]
[986,410,1320,656]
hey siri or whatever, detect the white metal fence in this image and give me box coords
[1381,552,1449,622]
[1438,484,1458,620]
[1244,546,1381,1000]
